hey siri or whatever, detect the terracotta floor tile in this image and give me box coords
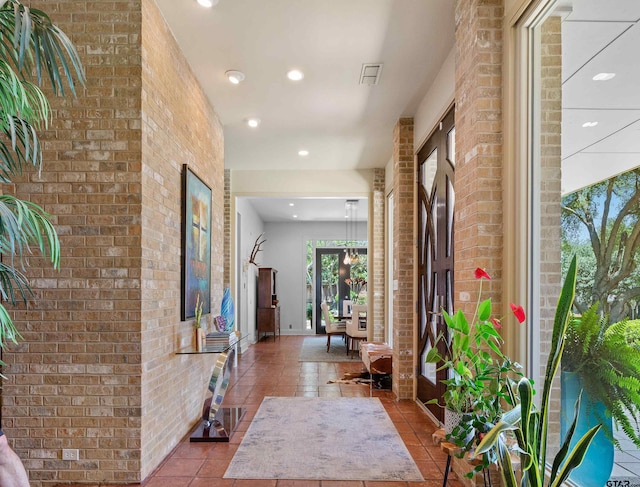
[276,481,322,487]
[138,337,455,487]
[154,457,205,477]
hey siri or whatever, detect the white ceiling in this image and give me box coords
[154,0,640,220]
[154,0,455,222]
[561,0,640,194]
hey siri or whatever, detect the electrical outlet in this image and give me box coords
[62,449,79,461]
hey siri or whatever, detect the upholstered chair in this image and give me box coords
[321,301,346,352]
[346,304,367,357]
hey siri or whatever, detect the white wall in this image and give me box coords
[261,221,368,335]
[234,198,264,345]
[413,47,455,151]
[232,169,372,197]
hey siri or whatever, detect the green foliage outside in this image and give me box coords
[0,1,85,360]
[562,168,640,322]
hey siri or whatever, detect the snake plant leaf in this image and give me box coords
[496,437,518,487]
[550,424,602,487]
[550,388,582,483]
[538,255,577,469]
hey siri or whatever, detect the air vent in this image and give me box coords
[359,63,383,85]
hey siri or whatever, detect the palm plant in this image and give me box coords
[0,0,84,356]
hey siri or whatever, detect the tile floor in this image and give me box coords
[67,336,464,487]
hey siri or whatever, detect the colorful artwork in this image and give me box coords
[181,164,211,320]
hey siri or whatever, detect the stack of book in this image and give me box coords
[205,331,238,350]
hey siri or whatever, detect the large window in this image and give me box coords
[517,0,640,482]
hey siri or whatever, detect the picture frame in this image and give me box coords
[181,164,212,320]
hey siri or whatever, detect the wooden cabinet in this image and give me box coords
[257,267,280,340]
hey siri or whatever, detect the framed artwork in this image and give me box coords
[181,164,212,320]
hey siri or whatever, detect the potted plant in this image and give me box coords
[425,267,525,452]
[476,256,603,487]
[559,304,640,485]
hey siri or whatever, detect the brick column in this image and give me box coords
[224,169,231,288]
[539,14,563,453]
[371,168,385,342]
[392,118,415,399]
[454,0,504,316]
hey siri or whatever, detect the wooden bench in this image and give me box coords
[360,342,392,395]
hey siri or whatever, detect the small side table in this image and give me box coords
[177,335,247,442]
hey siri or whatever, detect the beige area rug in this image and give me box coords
[223,397,424,481]
[298,335,361,362]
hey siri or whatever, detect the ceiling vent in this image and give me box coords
[359,63,383,86]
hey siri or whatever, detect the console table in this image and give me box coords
[176,336,246,442]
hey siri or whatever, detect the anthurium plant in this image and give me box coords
[425,267,525,453]
[476,256,602,487]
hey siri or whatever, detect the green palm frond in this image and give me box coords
[0,194,60,270]
[0,0,83,368]
[0,0,85,95]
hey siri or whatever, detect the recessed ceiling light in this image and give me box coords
[246,118,260,128]
[196,0,219,7]
[298,150,309,156]
[582,121,598,128]
[592,73,616,81]
[289,203,295,207]
[287,69,304,81]
[292,214,298,219]
[225,70,245,84]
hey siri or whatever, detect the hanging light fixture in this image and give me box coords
[343,202,351,265]
[344,200,359,265]
[350,200,359,264]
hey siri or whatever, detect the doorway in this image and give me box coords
[315,248,367,334]
[416,106,455,421]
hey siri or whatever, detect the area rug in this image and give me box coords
[298,335,360,362]
[223,396,424,481]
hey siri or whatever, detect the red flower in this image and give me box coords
[474,268,491,280]
[491,318,502,329]
[510,303,526,324]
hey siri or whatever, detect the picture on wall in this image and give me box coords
[181,164,212,320]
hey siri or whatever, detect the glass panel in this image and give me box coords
[320,253,340,316]
[447,127,455,167]
[446,176,455,258]
[421,273,438,381]
[421,148,438,193]
[431,193,438,260]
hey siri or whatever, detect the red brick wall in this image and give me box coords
[392,118,415,399]
[372,168,385,342]
[140,0,224,478]
[539,14,563,453]
[454,0,504,317]
[0,0,225,484]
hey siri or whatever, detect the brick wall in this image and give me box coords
[140,0,224,479]
[392,118,415,399]
[371,168,385,342]
[539,14,563,452]
[2,1,144,485]
[454,0,504,317]
[224,169,231,288]
[0,0,225,484]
